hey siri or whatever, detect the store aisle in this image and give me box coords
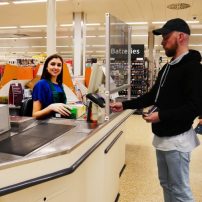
[119,114,202,202]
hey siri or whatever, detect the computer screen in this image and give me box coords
[87,63,105,94]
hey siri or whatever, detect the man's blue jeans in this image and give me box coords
[156,150,195,202]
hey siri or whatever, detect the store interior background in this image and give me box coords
[0,0,202,67]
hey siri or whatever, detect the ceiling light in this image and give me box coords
[13,0,46,3]
[20,25,47,28]
[96,51,105,53]
[86,36,96,38]
[91,55,105,57]
[60,51,72,53]
[86,51,94,53]
[167,3,190,10]
[0,26,18,29]
[132,35,148,36]
[60,24,73,27]
[152,21,166,24]
[13,0,66,4]
[0,38,18,40]
[92,45,105,47]
[56,46,69,47]
[189,44,202,46]
[14,46,30,48]
[186,21,199,23]
[153,21,199,24]
[86,23,100,26]
[27,52,42,53]
[19,37,43,39]
[127,22,148,25]
[191,34,202,36]
[0,2,9,5]
[60,23,100,27]
[31,46,46,47]
[61,55,72,57]
[56,36,69,38]
[98,35,105,37]
[0,47,12,48]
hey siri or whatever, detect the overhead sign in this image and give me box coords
[110,44,144,61]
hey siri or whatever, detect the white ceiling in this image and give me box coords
[1,0,202,61]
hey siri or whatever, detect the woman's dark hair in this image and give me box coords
[41,54,64,84]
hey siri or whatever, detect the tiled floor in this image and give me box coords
[119,115,202,202]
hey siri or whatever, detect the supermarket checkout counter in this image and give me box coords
[0,109,134,202]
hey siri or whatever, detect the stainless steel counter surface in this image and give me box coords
[0,110,135,169]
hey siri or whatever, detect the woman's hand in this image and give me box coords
[50,103,72,117]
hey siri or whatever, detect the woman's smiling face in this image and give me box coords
[46,57,62,79]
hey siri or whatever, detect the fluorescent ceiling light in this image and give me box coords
[153,21,199,24]
[20,37,43,39]
[61,55,72,57]
[189,44,202,46]
[86,23,100,26]
[31,46,46,47]
[27,52,42,53]
[0,38,18,40]
[191,34,202,36]
[56,46,69,47]
[60,23,100,27]
[0,47,12,48]
[0,2,9,5]
[132,35,148,36]
[96,51,105,53]
[60,51,72,53]
[86,36,96,38]
[13,0,65,4]
[56,36,69,38]
[86,51,94,53]
[92,45,105,47]
[127,22,148,25]
[60,24,73,27]
[98,35,105,37]
[91,55,105,57]
[0,26,18,29]
[20,25,47,28]
[186,21,199,23]
[152,21,166,24]
[13,0,46,4]
[14,46,30,48]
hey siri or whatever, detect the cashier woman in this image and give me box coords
[32,54,72,119]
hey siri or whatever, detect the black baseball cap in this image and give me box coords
[153,18,190,35]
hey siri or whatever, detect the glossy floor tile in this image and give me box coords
[119,115,202,202]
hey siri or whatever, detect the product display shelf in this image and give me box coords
[118,58,149,98]
[110,61,128,87]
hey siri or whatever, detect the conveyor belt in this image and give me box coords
[0,123,75,156]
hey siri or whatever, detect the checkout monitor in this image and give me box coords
[87,63,105,94]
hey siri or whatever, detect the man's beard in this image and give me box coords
[164,39,178,57]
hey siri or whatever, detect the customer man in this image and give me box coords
[110,18,202,202]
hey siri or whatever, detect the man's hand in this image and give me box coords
[110,102,123,112]
[199,119,202,125]
[143,112,160,123]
